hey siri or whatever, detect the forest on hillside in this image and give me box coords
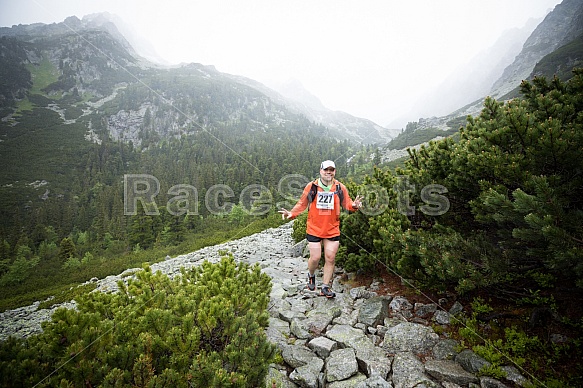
[0,96,353,310]
[0,28,362,310]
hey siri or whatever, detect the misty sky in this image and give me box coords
[0,0,563,127]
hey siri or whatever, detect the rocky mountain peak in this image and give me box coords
[275,78,327,112]
[394,0,583,142]
[490,0,583,98]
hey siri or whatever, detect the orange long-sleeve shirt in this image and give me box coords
[290,179,357,238]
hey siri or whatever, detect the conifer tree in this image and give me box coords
[0,245,39,285]
[461,71,583,286]
[58,237,77,261]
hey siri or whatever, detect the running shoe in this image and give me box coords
[306,273,316,291]
[320,284,336,298]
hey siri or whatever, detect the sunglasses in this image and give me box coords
[323,167,336,172]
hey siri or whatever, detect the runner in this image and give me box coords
[279,160,362,297]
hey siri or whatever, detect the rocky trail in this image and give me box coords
[0,222,531,387]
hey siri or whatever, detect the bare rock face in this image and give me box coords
[490,0,583,99]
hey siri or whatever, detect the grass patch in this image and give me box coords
[26,55,59,95]
[0,282,81,312]
[0,108,90,185]
[14,98,34,113]
[387,126,458,150]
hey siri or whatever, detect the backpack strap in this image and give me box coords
[307,181,318,204]
[335,183,345,208]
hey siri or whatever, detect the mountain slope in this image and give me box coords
[228,76,396,144]
[388,0,583,150]
[490,0,583,98]
[0,15,356,236]
[0,14,348,149]
[399,17,542,123]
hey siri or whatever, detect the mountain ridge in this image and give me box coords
[385,0,583,151]
[490,0,583,99]
[226,74,395,144]
[0,13,387,146]
[392,16,543,128]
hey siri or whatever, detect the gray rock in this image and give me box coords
[326,324,367,348]
[479,376,511,388]
[449,301,464,316]
[290,297,312,314]
[455,349,491,374]
[327,373,368,387]
[290,239,308,257]
[326,348,359,382]
[355,374,393,387]
[308,336,337,358]
[500,365,529,387]
[266,317,291,347]
[392,352,439,388]
[441,382,464,388]
[279,309,307,323]
[355,345,392,380]
[389,296,413,313]
[333,309,360,326]
[290,308,338,340]
[549,333,569,344]
[414,303,438,318]
[310,297,346,317]
[281,345,320,369]
[271,282,289,299]
[432,338,460,360]
[424,359,479,385]
[290,317,313,340]
[350,286,379,300]
[325,323,392,378]
[358,296,391,327]
[433,310,451,325]
[264,365,298,388]
[289,358,324,388]
[383,321,439,354]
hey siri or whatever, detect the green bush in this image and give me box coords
[343,69,583,292]
[0,256,276,387]
[338,168,411,273]
[291,212,307,243]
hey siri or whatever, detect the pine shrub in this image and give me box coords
[0,256,276,387]
[341,69,583,292]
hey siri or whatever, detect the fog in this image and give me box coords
[0,0,563,127]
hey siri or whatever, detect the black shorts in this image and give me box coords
[306,234,340,243]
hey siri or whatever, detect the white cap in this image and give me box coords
[321,160,336,169]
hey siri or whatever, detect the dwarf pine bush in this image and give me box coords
[0,256,276,387]
[341,69,583,292]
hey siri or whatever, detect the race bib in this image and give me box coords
[316,191,335,210]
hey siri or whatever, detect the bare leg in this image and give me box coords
[322,239,339,286]
[307,242,322,275]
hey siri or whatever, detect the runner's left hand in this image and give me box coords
[353,195,363,209]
